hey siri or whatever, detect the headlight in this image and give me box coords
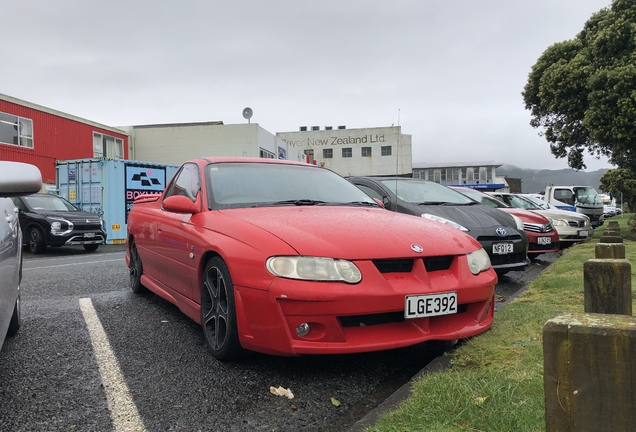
[421,214,468,231]
[467,248,491,275]
[48,216,73,234]
[266,256,362,284]
[510,214,524,231]
[549,218,568,227]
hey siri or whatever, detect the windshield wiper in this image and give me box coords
[416,201,451,206]
[343,201,380,207]
[270,199,328,206]
[452,201,480,206]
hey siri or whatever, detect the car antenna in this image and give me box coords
[393,109,400,212]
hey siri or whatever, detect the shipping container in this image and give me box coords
[56,158,179,244]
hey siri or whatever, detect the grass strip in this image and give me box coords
[366,214,636,432]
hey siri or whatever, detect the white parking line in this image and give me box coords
[24,258,123,271]
[79,298,146,432]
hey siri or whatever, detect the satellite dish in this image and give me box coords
[242,107,253,123]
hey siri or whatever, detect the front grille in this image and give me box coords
[373,259,413,273]
[373,256,454,273]
[423,256,454,272]
[339,304,469,328]
[490,252,526,266]
[523,222,554,233]
[477,234,522,242]
[568,220,585,228]
[529,243,556,251]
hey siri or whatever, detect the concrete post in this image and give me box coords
[544,312,636,432]
[583,259,631,315]
[595,242,626,259]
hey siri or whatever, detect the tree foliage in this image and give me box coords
[599,168,636,211]
[523,0,636,171]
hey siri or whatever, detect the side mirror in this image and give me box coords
[0,161,42,197]
[163,195,200,214]
[373,198,385,208]
[382,196,392,209]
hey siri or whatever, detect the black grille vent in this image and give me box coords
[423,256,454,272]
[339,304,469,328]
[373,259,413,273]
[477,235,522,242]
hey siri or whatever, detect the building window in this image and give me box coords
[0,111,33,148]
[323,148,333,159]
[93,132,123,158]
[342,148,352,158]
[311,126,320,131]
[299,126,307,131]
[325,126,333,130]
[361,147,372,157]
[259,148,275,159]
[338,125,346,130]
[433,170,442,183]
[381,146,392,156]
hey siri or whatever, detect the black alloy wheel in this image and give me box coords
[129,240,146,294]
[28,227,45,254]
[201,257,242,361]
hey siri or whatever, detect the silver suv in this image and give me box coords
[0,162,42,351]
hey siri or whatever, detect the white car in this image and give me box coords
[490,193,593,248]
[0,162,42,351]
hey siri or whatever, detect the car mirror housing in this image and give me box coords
[163,195,201,214]
[0,161,42,197]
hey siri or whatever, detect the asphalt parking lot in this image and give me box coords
[0,245,557,431]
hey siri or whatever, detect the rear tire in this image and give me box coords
[27,227,46,254]
[201,257,243,361]
[7,294,20,337]
[84,244,99,252]
[129,240,147,294]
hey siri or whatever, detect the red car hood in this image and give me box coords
[499,208,550,224]
[221,206,481,259]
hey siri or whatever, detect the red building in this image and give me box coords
[0,93,129,184]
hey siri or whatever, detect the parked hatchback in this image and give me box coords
[489,192,593,248]
[12,193,106,254]
[0,162,42,351]
[347,177,530,275]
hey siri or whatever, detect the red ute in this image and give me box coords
[126,158,497,359]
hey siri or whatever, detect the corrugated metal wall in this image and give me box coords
[0,99,128,184]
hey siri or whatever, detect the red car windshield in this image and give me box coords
[206,162,377,209]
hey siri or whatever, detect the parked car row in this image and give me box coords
[3,157,584,362]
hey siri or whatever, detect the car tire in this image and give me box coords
[83,244,99,252]
[201,257,243,361]
[7,294,20,337]
[27,227,46,254]
[129,240,147,294]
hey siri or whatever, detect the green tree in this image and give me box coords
[523,0,636,171]
[599,168,636,211]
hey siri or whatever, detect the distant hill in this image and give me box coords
[497,165,610,194]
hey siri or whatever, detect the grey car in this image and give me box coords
[0,161,42,351]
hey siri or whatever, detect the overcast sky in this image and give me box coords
[2,0,615,171]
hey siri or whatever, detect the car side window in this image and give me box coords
[10,197,27,212]
[164,163,201,203]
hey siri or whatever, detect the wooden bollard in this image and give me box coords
[595,242,626,259]
[603,229,621,236]
[607,221,620,228]
[544,312,636,432]
[583,259,631,315]
[598,235,623,243]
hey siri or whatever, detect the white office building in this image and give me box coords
[277,126,412,177]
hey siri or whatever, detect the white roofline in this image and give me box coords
[0,93,128,136]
